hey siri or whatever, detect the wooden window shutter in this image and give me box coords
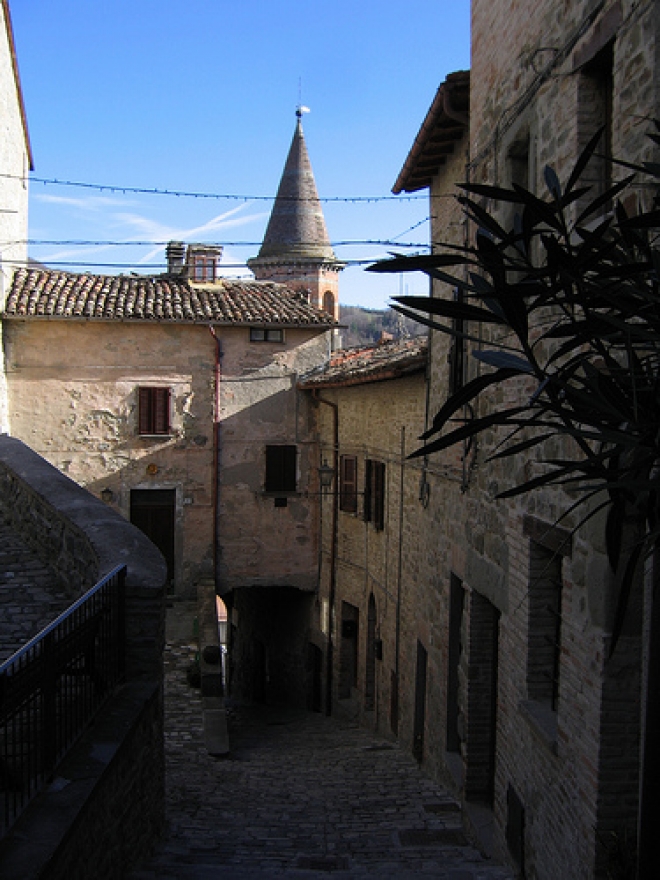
[340,455,358,513]
[374,461,385,531]
[139,387,170,435]
[138,387,152,435]
[364,459,373,522]
[154,387,170,434]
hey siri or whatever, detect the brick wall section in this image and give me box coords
[447,3,658,875]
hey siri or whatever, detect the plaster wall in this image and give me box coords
[4,318,330,597]
[217,328,329,593]
[0,1,29,432]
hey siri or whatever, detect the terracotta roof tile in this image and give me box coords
[3,269,337,328]
[299,335,428,388]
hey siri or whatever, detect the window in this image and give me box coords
[527,540,562,711]
[323,290,335,316]
[265,445,297,493]
[506,785,526,875]
[339,602,359,699]
[138,387,171,435]
[364,459,385,531]
[578,42,614,209]
[339,455,358,513]
[250,328,285,343]
[191,255,217,282]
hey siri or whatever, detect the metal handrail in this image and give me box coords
[0,564,127,837]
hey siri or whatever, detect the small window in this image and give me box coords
[364,459,385,531]
[265,445,297,493]
[191,255,217,282]
[138,387,171,435]
[250,328,284,343]
[527,540,562,711]
[339,455,358,513]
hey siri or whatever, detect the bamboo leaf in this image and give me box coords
[422,369,521,439]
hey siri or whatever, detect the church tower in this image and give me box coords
[248,109,343,323]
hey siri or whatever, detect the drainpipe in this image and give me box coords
[314,391,338,716]
[208,327,223,590]
[395,425,406,733]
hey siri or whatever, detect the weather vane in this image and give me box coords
[297,77,310,118]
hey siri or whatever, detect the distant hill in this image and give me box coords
[337,305,424,349]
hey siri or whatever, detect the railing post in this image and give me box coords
[41,633,57,779]
[117,567,126,681]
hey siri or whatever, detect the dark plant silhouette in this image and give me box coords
[369,126,660,642]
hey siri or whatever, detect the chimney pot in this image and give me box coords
[166,241,186,276]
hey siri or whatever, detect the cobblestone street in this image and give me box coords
[130,603,513,880]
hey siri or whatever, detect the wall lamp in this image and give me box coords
[318,459,335,492]
[100,487,114,504]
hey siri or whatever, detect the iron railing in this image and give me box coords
[0,564,127,836]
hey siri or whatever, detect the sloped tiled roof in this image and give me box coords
[299,335,428,389]
[3,268,337,328]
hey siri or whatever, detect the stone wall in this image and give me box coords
[403,2,659,876]
[3,318,330,598]
[308,368,430,738]
[0,435,167,876]
[3,319,217,595]
[217,327,329,595]
[0,454,98,598]
[0,683,164,880]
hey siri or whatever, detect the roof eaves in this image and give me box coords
[392,70,469,195]
[299,360,426,390]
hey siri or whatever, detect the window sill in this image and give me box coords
[138,433,175,439]
[519,700,558,755]
[262,491,299,498]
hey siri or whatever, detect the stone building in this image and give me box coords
[385,2,659,878]
[1,110,341,706]
[0,0,31,431]
[299,335,429,722]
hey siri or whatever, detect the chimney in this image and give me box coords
[166,241,186,276]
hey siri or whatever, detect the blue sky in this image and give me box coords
[10,1,470,309]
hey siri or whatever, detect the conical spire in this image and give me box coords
[254,111,337,262]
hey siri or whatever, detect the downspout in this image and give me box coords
[314,391,339,717]
[208,326,223,589]
[396,426,406,731]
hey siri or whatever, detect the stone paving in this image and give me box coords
[0,519,74,663]
[130,603,513,880]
